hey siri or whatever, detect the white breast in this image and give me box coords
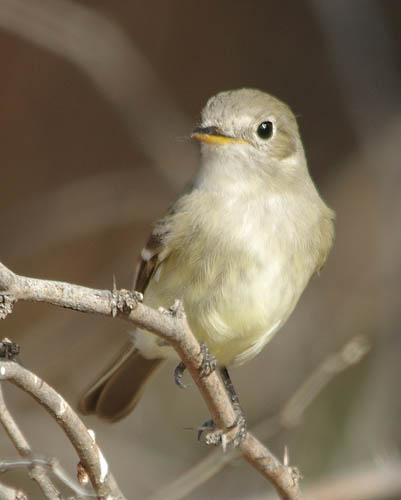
[135,188,319,366]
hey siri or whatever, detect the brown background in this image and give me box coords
[0,0,400,498]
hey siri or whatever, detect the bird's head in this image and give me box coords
[192,88,306,185]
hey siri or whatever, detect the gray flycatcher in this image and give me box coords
[79,88,335,422]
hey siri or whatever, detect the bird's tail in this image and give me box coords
[78,342,164,422]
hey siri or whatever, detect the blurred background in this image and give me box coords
[0,0,400,498]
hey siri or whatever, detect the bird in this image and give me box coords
[79,88,335,423]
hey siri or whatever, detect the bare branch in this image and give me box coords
[1,168,173,261]
[261,456,401,500]
[147,335,370,500]
[0,0,196,188]
[0,456,94,498]
[0,361,126,500]
[0,384,62,499]
[0,262,302,499]
[278,335,371,429]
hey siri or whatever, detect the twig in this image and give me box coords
[0,362,126,500]
[0,384,62,499]
[146,335,370,500]
[262,456,401,500]
[1,168,173,261]
[0,457,93,498]
[278,335,371,429]
[0,262,302,499]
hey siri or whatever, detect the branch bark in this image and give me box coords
[0,384,62,499]
[0,362,125,500]
[146,335,370,500]
[0,261,302,500]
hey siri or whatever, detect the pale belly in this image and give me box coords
[134,243,309,366]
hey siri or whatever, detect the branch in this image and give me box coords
[261,456,401,500]
[0,456,92,498]
[0,261,302,499]
[0,360,126,499]
[146,335,370,500]
[0,0,196,188]
[0,384,62,499]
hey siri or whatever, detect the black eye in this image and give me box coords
[257,121,273,139]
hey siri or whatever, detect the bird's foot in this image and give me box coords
[173,340,216,389]
[197,419,215,441]
[174,361,187,388]
[228,409,247,447]
[197,410,247,451]
[198,341,217,379]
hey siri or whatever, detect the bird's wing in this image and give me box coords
[79,223,171,421]
[134,226,170,294]
[134,180,195,294]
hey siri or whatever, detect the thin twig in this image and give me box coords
[0,262,302,499]
[0,457,94,498]
[0,384,62,499]
[146,335,370,500]
[262,456,401,500]
[0,363,126,500]
[278,335,371,428]
[1,168,173,261]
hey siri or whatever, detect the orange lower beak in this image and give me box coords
[191,126,248,145]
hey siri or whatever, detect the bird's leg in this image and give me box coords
[220,367,247,445]
[198,367,247,448]
[174,341,216,389]
[176,343,245,448]
[209,366,247,447]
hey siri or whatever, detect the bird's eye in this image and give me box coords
[256,121,273,139]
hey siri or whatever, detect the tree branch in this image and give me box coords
[146,335,370,500]
[0,384,62,499]
[0,0,196,189]
[261,456,401,500]
[0,456,96,498]
[0,361,126,500]
[0,261,302,499]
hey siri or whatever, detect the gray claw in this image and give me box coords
[174,361,187,388]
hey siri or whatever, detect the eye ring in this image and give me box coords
[256,121,273,139]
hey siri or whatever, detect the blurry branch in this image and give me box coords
[0,384,62,499]
[0,479,27,500]
[261,456,401,500]
[2,168,172,260]
[277,334,370,428]
[0,0,196,188]
[0,356,126,499]
[147,336,370,500]
[0,456,93,499]
[310,0,401,464]
[0,262,302,500]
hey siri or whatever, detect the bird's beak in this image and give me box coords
[191,126,248,145]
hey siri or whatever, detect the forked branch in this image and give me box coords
[0,261,301,500]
